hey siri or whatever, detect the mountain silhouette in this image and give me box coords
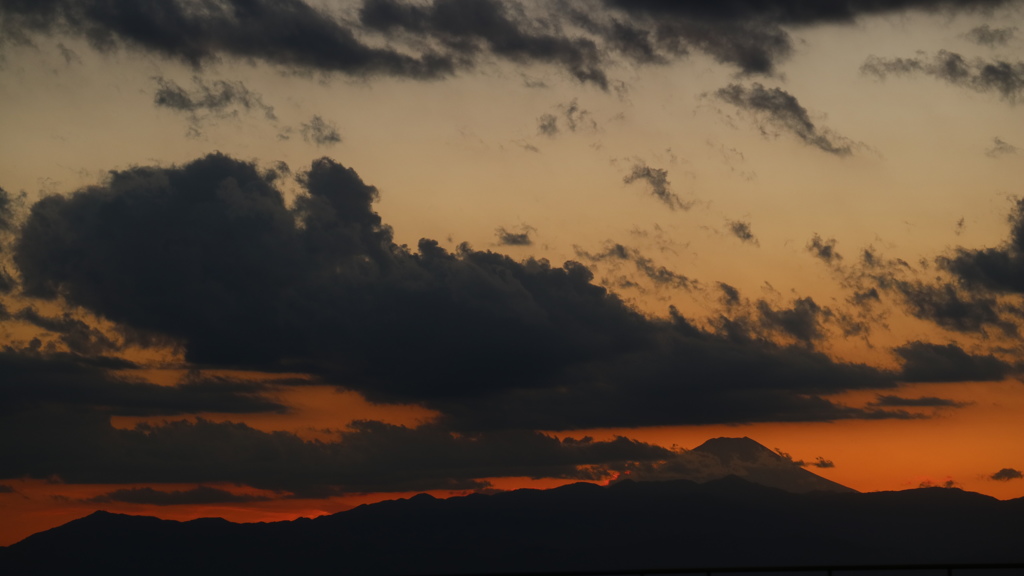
[3,475,1022,575]
[692,436,856,493]
[620,436,856,494]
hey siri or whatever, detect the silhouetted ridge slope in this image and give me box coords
[3,479,1022,575]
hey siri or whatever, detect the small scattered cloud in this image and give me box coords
[807,457,834,469]
[536,99,597,137]
[869,394,968,408]
[862,50,1024,103]
[495,225,535,246]
[964,25,1017,47]
[808,234,842,265]
[991,468,1023,481]
[301,115,342,147]
[576,242,694,290]
[623,162,692,210]
[538,113,559,137]
[153,76,277,132]
[713,83,856,156]
[727,220,759,246]
[986,137,1018,158]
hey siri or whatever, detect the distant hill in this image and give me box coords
[619,436,856,494]
[3,475,1023,575]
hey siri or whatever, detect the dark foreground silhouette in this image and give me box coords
[2,475,1023,575]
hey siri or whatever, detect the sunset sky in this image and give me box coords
[2,0,1024,547]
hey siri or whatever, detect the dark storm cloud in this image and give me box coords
[862,50,1024,102]
[728,220,759,246]
[153,76,276,120]
[986,137,1018,157]
[869,394,968,407]
[0,412,672,492]
[808,233,843,264]
[991,467,1023,480]
[714,83,856,156]
[894,340,1011,382]
[359,0,608,88]
[301,115,342,147]
[0,0,454,79]
[0,349,286,417]
[89,486,270,506]
[965,24,1017,47]
[495,225,535,246]
[623,162,691,210]
[11,153,913,430]
[943,198,1024,293]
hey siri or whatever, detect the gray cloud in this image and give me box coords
[536,99,597,137]
[14,307,122,357]
[537,113,559,136]
[894,340,1011,382]
[869,394,968,407]
[986,137,1018,157]
[623,162,692,210]
[1,0,454,79]
[714,83,856,156]
[991,467,1023,481]
[943,198,1024,294]
[154,76,276,120]
[0,349,287,417]
[602,0,1014,25]
[89,486,270,506]
[893,280,1014,334]
[808,234,843,265]
[575,242,694,290]
[495,225,535,246]
[359,0,609,88]
[965,24,1017,47]
[718,282,742,307]
[862,50,1024,103]
[756,297,829,344]
[9,153,913,431]
[728,220,759,246]
[0,412,672,493]
[301,115,342,147]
